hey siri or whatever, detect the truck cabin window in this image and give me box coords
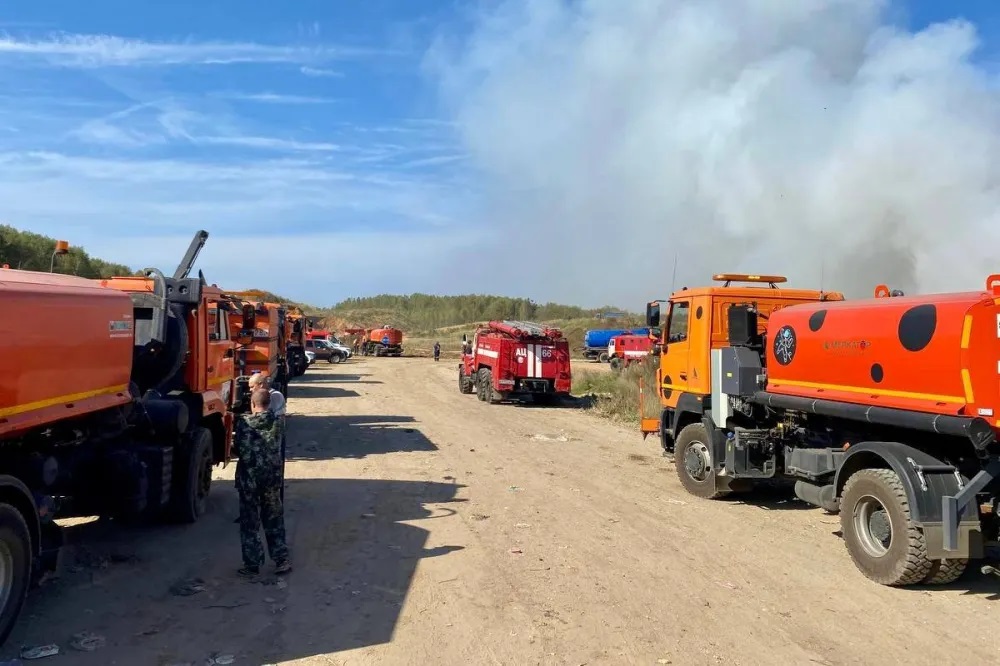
[666,301,690,343]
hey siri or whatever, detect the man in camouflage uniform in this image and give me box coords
[233,388,291,577]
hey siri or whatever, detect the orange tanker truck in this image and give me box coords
[642,272,1000,587]
[360,325,404,357]
[0,230,237,644]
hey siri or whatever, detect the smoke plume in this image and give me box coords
[425,0,1000,306]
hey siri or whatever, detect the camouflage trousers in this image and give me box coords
[237,480,289,569]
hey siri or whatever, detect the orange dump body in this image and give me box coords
[1,269,134,438]
[227,301,281,378]
[765,288,1000,421]
[368,327,403,345]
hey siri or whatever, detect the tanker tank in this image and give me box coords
[763,289,999,418]
[0,268,134,439]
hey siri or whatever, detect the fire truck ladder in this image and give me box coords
[494,320,563,339]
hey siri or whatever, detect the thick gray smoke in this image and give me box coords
[425,0,1000,306]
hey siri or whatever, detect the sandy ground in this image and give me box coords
[5,357,1000,665]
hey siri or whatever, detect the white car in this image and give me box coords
[327,336,353,358]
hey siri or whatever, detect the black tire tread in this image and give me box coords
[923,558,969,585]
[841,468,932,586]
[0,502,32,647]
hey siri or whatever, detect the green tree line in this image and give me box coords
[329,293,630,331]
[0,225,134,278]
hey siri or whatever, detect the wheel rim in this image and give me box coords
[854,494,892,557]
[683,440,712,482]
[0,540,13,613]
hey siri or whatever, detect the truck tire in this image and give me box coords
[609,357,622,371]
[598,352,610,364]
[840,468,932,586]
[476,368,492,402]
[923,558,969,585]
[674,423,729,500]
[458,367,474,394]
[169,427,214,524]
[0,503,31,647]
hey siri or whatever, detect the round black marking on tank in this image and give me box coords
[870,363,884,383]
[897,303,936,352]
[696,306,703,320]
[808,310,827,332]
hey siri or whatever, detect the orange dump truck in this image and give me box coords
[0,230,236,643]
[224,295,290,410]
[642,273,1000,587]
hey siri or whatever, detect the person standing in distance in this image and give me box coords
[233,388,291,577]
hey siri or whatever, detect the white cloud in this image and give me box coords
[195,135,341,152]
[211,91,340,104]
[425,0,1000,306]
[300,66,344,78]
[0,32,387,67]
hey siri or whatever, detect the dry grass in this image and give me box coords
[571,360,660,424]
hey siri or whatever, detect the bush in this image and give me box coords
[572,360,660,424]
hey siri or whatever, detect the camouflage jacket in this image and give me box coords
[233,410,284,490]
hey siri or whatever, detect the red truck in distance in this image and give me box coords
[608,333,655,370]
[458,320,572,405]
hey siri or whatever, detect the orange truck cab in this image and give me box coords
[640,273,843,442]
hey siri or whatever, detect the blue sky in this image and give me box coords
[0,0,998,307]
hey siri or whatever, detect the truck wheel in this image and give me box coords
[598,352,610,363]
[674,423,728,499]
[609,357,622,371]
[476,369,491,402]
[170,427,214,524]
[0,503,31,647]
[923,558,969,585]
[840,468,932,586]
[459,368,474,394]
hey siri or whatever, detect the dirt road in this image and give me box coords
[5,358,1000,665]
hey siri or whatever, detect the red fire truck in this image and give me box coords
[458,320,572,405]
[608,333,655,370]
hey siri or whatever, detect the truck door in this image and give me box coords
[207,301,235,389]
[659,299,691,409]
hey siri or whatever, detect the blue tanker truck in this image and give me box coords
[579,327,651,362]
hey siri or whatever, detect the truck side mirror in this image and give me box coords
[646,302,660,328]
[462,334,468,343]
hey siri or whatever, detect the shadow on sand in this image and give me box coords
[5,474,466,663]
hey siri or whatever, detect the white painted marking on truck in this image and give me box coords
[477,347,499,359]
[526,345,536,378]
[535,345,544,377]
[996,313,1000,338]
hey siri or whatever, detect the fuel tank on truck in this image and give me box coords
[763,286,1000,418]
[0,268,134,438]
[369,328,403,345]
